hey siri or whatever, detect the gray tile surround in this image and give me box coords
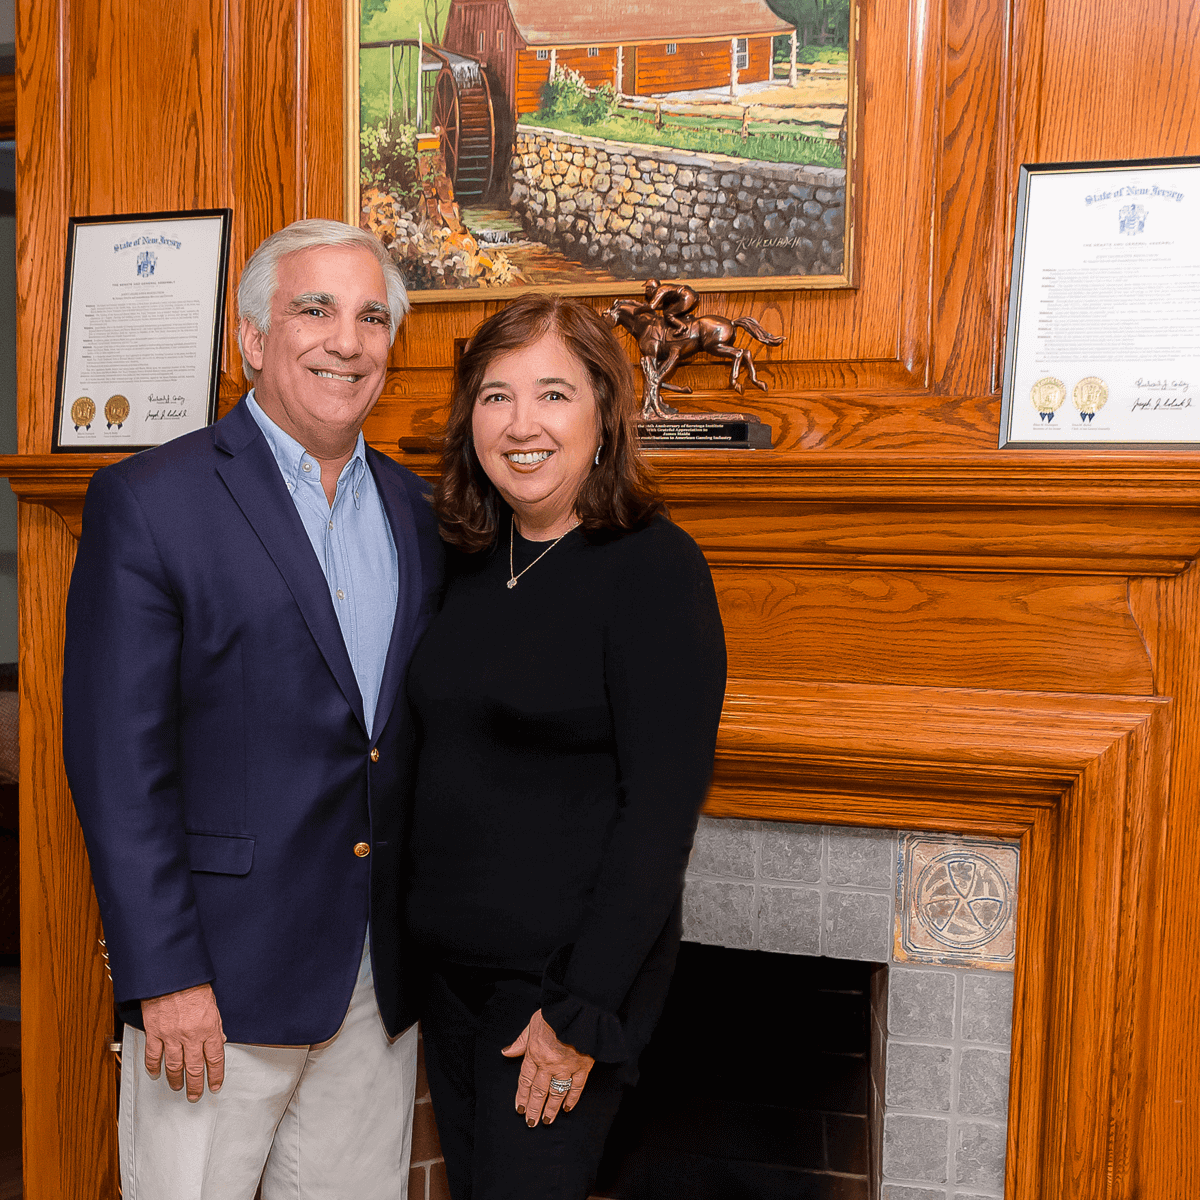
[683,817,1016,1200]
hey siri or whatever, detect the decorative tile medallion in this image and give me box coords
[895,834,1019,970]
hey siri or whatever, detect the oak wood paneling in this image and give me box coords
[15,0,68,456]
[715,569,1155,694]
[1127,564,1200,1188]
[1036,0,1200,163]
[66,0,226,219]
[933,0,1006,395]
[17,504,115,1199]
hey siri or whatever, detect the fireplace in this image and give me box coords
[594,818,1018,1199]
[594,944,877,1200]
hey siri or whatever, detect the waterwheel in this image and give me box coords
[431,51,496,204]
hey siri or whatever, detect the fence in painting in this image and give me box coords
[360,39,441,132]
[617,94,845,143]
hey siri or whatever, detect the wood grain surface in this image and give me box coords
[17,505,115,1198]
[715,569,1155,694]
[1126,565,1200,1188]
[8,0,1200,1193]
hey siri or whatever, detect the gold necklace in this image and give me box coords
[507,514,578,589]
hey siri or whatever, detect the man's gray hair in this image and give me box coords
[236,219,410,380]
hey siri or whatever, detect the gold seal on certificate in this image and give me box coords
[1072,376,1108,423]
[1030,376,1065,422]
[105,394,131,428]
[71,397,96,430]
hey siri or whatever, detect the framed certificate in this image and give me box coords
[52,209,232,452]
[999,157,1200,449]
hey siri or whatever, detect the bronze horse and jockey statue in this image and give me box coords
[603,281,785,425]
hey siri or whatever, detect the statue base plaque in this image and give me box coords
[637,415,773,449]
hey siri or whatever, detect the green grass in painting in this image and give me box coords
[359,0,442,126]
[524,111,844,169]
[644,112,839,137]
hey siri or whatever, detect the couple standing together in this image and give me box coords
[62,219,727,1200]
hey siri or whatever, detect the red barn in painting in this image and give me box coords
[441,0,794,118]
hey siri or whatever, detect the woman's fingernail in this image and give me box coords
[517,1106,525,1115]
[527,1118,536,1128]
[543,1115,552,1124]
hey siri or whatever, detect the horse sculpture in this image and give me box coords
[603,297,785,419]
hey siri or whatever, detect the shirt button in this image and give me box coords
[336,588,345,600]
[353,842,370,858]
[302,462,312,473]
[370,748,380,762]
[328,521,333,530]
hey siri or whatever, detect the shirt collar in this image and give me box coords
[245,389,368,499]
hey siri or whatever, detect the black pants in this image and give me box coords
[421,964,626,1200]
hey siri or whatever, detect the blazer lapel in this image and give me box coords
[214,403,367,732]
[368,447,426,740]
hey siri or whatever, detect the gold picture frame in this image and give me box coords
[346,0,858,301]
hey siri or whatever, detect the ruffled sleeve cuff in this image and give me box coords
[539,945,631,1063]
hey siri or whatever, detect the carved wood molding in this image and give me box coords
[8,451,1200,577]
[662,452,1200,575]
[655,451,1200,500]
[0,455,123,539]
[710,679,1154,806]
[707,678,1173,1200]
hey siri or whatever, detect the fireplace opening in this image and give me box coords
[592,943,881,1200]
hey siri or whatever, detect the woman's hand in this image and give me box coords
[501,1008,594,1126]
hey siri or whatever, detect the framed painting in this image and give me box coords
[346,0,858,299]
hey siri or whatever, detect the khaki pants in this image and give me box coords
[119,940,417,1199]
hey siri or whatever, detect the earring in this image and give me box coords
[594,445,603,466]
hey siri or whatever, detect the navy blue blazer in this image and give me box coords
[62,399,444,1043]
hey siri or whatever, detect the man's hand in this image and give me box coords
[141,983,226,1102]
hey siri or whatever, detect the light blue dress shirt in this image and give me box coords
[246,391,399,736]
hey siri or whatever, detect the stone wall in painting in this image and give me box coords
[509,126,847,281]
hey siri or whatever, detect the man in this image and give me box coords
[643,277,699,337]
[62,219,443,1197]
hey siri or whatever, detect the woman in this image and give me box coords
[405,294,727,1199]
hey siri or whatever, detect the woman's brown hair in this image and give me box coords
[432,294,664,552]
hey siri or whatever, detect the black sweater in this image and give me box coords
[405,514,727,1071]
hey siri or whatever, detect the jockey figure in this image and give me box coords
[644,278,700,337]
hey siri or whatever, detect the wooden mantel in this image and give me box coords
[10,449,1200,573]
